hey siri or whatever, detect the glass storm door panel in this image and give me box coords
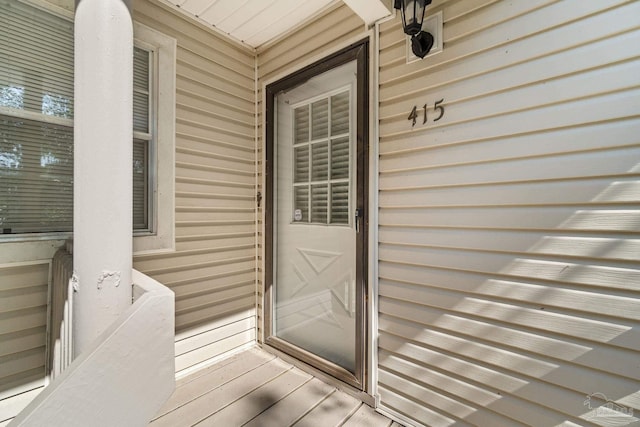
[273,61,358,375]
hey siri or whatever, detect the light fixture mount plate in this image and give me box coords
[407,10,443,63]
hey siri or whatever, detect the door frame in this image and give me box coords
[264,38,370,390]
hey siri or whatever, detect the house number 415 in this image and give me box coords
[408,98,445,127]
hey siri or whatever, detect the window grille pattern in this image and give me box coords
[292,90,350,225]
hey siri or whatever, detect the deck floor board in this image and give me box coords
[195,367,311,426]
[151,348,274,420]
[150,347,398,426]
[291,389,361,427]
[243,377,335,427]
[342,404,394,427]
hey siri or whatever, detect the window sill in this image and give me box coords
[0,230,175,264]
[0,234,71,264]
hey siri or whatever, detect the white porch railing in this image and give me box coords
[48,242,75,380]
[10,269,175,427]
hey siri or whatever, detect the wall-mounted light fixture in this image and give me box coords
[394,0,434,59]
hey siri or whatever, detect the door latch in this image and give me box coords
[355,208,363,233]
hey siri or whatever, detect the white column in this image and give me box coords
[73,0,133,356]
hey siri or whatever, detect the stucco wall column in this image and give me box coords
[73,0,133,356]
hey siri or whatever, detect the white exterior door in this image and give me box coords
[273,61,360,375]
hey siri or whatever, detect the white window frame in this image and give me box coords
[132,22,176,255]
[0,4,176,263]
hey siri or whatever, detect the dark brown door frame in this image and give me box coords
[264,38,370,390]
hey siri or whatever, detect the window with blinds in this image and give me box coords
[292,90,350,225]
[0,0,154,235]
[133,46,153,232]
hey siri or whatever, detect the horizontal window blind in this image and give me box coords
[294,186,309,222]
[294,145,309,183]
[330,182,349,224]
[331,136,349,180]
[331,91,349,135]
[133,46,150,134]
[0,1,74,234]
[292,89,350,225]
[311,99,328,140]
[311,184,328,223]
[0,1,154,235]
[133,139,148,231]
[0,1,74,119]
[311,142,328,181]
[294,105,309,144]
[0,115,73,233]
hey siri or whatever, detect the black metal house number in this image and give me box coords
[408,98,445,127]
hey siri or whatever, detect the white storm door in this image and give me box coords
[273,61,360,378]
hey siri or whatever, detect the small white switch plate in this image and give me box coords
[407,10,443,63]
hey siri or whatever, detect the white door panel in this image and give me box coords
[274,61,358,372]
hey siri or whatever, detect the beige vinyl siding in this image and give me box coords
[133,0,257,375]
[0,6,68,423]
[256,2,367,343]
[0,262,48,425]
[377,0,640,426]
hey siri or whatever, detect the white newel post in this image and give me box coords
[73,0,134,357]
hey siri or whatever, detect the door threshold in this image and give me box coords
[260,343,376,407]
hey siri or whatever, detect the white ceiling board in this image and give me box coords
[179,0,214,16]
[241,0,334,47]
[198,0,251,25]
[211,0,278,33]
[231,0,307,43]
[162,0,389,48]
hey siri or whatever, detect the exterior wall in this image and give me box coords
[0,3,69,421]
[0,262,49,426]
[0,8,257,422]
[376,1,640,426]
[132,0,257,376]
[256,2,367,345]
[3,0,639,425]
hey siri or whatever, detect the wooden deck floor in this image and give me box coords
[149,347,400,427]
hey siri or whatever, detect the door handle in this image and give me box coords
[355,208,363,233]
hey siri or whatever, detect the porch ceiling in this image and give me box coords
[157,0,391,49]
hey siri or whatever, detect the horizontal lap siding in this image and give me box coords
[0,262,48,424]
[133,0,256,375]
[256,3,367,343]
[377,0,640,426]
